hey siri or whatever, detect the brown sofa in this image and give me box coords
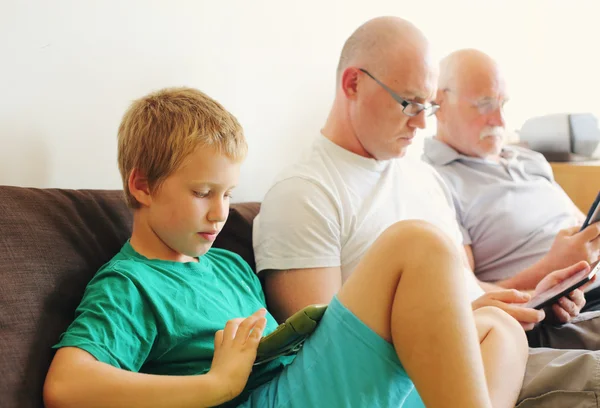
[0,186,260,408]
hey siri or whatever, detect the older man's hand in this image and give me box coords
[543,225,600,274]
[534,261,593,324]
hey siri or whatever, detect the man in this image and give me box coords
[423,49,600,314]
[254,17,600,407]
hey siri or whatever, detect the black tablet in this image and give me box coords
[523,263,600,310]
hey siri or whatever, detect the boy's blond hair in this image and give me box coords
[117,87,247,208]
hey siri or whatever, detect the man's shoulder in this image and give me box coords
[263,148,343,209]
[258,169,340,226]
[506,144,554,179]
[508,144,548,163]
[271,149,333,188]
[271,135,374,189]
[422,137,462,168]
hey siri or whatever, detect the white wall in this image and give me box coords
[1,0,599,201]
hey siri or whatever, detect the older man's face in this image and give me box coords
[442,70,509,158]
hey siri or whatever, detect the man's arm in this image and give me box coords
[494,259,556,291]
[465,243,569,293]
[496,224,600,290]
[254,177,344,322]
[465,224,600,291]
[466,243,590,326]
[263,267,342,322]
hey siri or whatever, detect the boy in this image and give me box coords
[44,87,529,408]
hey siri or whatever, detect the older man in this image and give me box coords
[423,49,600,316]
[254,18,600,407]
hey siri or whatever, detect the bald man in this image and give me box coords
[255,17,464,319]
[424,49,600,313]
[255,20,600,408]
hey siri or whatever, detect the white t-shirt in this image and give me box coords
[253,135,485,301]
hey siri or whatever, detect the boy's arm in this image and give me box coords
[45,310,267,408]
[44,347,228,408]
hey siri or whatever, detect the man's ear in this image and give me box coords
[128,168,152,207]
[434,89,447,120]
[341,67,360,99]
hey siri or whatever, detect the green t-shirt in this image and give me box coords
[55,241,294,405]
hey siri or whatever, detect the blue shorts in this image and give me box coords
[241,296,424,408]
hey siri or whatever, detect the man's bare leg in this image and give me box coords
[337,220,528,408]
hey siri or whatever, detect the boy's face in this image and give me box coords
[146,146,241,261]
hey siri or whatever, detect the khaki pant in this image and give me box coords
[517,311,600,407]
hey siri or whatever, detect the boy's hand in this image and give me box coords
[209,309,267,401]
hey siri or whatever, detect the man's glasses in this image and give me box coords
[444,89,508,116]
[359,68,439,117]
[472,98,508,115]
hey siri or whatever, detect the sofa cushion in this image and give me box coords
[0,186,259,408]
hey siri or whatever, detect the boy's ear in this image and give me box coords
[128,168,152,207]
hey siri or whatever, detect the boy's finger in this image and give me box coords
[214,330,224,349]
[234,309,267,344]
[251,317,267,339]
[248,317,268,345]
[223,318,244,343]
[234,316,260,344]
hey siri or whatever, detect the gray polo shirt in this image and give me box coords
[422,137,579,283]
